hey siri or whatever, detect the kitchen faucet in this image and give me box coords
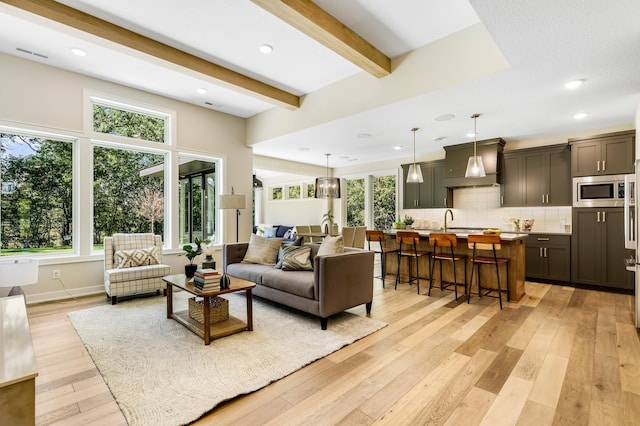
[444,209,453,232]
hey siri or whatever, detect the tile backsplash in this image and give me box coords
[402,186,572,233]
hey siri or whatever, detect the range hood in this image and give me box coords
[442,138,505,188]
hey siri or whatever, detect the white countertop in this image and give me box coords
[387,228,529,241]
[0,295,38,388]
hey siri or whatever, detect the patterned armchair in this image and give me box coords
[104,233,171,305]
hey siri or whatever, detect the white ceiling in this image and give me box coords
[1,0,639,169]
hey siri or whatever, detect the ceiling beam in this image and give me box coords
[251,0,391,78]
[1,0,300,110]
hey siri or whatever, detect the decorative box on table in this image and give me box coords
[188,296,229,324]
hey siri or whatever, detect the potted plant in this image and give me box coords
[182,236,208,278]
[392,217,405,229]
[403,215,414,228]
[322,210,334,233]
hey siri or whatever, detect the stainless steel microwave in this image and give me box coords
[573,174,630,207]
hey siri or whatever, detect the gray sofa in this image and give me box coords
[222,242,374,329]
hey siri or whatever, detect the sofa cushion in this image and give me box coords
[115,246,160,268]
[260,269,315,299]
[280,246,313,271]
[226,263,272,284]
[317,235,344,256]
[242,234,283,265]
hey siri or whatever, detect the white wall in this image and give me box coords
[0,53,251,303]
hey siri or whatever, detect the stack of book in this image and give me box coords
[193,268,221,291]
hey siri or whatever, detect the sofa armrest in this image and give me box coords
[222,243,249,273]
[314,249,374,318]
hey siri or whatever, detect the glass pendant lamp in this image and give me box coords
[406,128,423,183]
[465,113,486,178]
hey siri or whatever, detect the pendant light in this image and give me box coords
[406,128,423,183]
[465,113,486,178]
[315,153,341,198]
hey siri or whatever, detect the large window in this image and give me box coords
[93,103,166,143]
[178,158,217,244]
[346,178,365,226]
[93,146,165,247]
[1,132,73,256]
[373,175,396,230]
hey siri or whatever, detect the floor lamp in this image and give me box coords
[219,189,246,242]
[0,258,39,297]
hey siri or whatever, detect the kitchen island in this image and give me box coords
[384,229,528,302]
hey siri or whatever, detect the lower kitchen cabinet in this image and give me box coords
[571,208,634,290]
[525,234,571,282]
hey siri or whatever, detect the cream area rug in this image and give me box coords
[68,291,386,426]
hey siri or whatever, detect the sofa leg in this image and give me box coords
[320,317,328,330]
[366,302,372,314]
[111,295,117,305]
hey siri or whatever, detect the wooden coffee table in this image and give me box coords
[163,274,255,345]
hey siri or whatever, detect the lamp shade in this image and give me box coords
[218,194,246,210]
[0,259,39,288]
[465,156,486,177]
[406,163,424,183]
[314,177,341,198]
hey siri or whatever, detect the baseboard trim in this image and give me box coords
[25,286,105,305]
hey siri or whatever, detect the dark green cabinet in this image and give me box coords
[571,208,634,290]
[501,144,571,207]
[525,234,571,282]
[402,160,452,209]
[569,130,635,176]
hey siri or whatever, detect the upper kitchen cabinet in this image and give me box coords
[443,138,505,188]
[569,130,635,176]
[402,160,452,209]
[501,144,571,207]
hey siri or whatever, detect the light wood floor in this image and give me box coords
[28,274,640,425]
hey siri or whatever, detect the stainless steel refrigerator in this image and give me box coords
[624,169,639,327]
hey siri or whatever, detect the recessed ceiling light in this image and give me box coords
[197,88,208,94]
[70,47,86,56]
[298,147,310,151]
[435,113,455,122]
[356,133,372,139]
[394,146,403,150]
[466,132,477,138]
[573,112,589,120]
[259,44,273,54]
[433,136,447,142]
[564,79,585,90]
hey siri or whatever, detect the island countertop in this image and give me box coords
[383,229,527,301]
[386,228,529,241]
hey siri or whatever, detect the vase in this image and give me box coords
[185,264,197,278]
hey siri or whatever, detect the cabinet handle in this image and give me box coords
[597,160,600,172]
[501,195,504,205]
[444,197,447,206]
[603,211,606,222]
[546,194,549,203]
[537,238,550,241]
[544,247,548,257]
[539,247,543,257]
[597,211,601,222]
[603,160,606,171]
[542,194,545,203]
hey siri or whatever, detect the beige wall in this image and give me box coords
[1,53,251,303]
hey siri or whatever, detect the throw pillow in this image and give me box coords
[242,234,283,265]
[274,237,304,268]
[115,246,160,268]
[317,235,344,256]
[263,226,276,238]
[280,246,313,271]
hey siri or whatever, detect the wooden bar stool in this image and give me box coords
[365,230,398,287]
[395,231,431,294]
[428,233,467,300]
[467,234,510,309]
